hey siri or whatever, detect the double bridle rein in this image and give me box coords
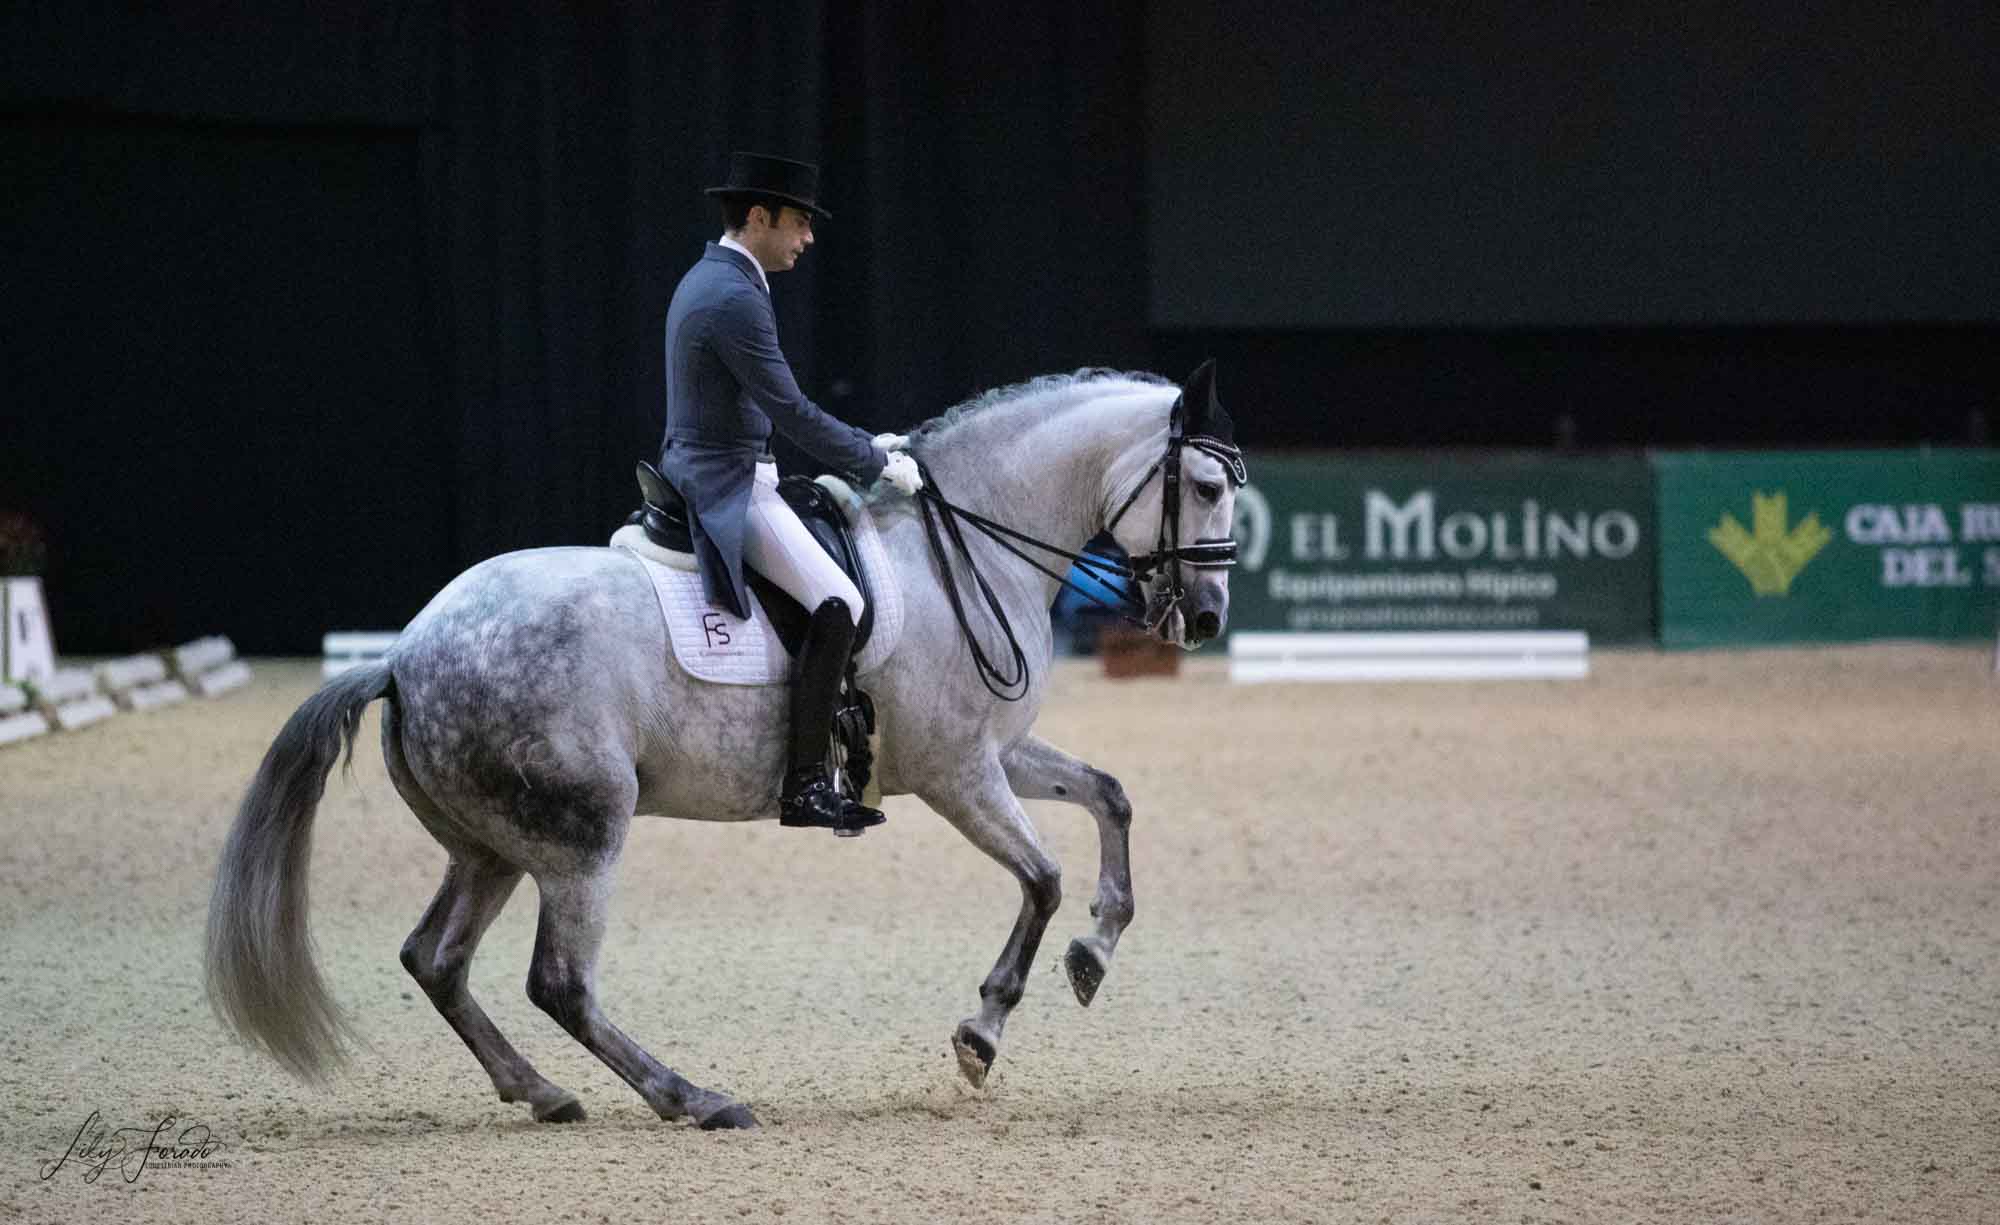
[910,412,1247,701]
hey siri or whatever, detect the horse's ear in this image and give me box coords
[1178,358,1232,445]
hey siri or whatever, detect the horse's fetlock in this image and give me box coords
[981,977,1026,1011]
[1101,890,1135,928]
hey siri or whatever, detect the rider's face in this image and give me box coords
[748,205,814,272]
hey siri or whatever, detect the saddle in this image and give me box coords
[627,462,876,659]
[626,461,881,802]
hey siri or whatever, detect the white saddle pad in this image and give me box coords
[610,479,903,686]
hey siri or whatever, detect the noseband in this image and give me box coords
[911,413,1248,700]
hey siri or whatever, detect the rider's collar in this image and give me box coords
[716,234,771,293]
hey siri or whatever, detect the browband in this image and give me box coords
[1185,435,1247,485]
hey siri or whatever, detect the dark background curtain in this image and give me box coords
[1,3,1991,652]
[1,2,1148,652]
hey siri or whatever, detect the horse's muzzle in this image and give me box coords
[1153,597,1226,649]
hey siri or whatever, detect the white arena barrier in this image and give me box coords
[171,635,253,698]
[171,635,235,676]
[96,653,166,692]
[37,668,98,706]
[0,684,47,745]
[126,681,191,711]
[52,694,119,730]
[0,707,50,747]
[191,660,253,698]
[323,631,400,678]
[1228,631,1590,683]
[33,666,117,730]
[97,653,189,711]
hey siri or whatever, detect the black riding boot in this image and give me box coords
[779,598,886,835]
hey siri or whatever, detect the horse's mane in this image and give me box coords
[908,367,1175,443]
[856,367,1175,508]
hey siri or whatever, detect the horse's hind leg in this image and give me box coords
[917,755,1063,1089]
[1002,734,1134,1008]
[384,704,583,1122]
[526,869,757,1130]
[400,858,585,1122]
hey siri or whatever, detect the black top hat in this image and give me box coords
[704,152,830,219]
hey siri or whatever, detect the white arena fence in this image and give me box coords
[0,634,252,749]
[1228,631,1589,683]
[323,631,400,678]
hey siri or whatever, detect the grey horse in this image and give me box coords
[205,366,1241,1129]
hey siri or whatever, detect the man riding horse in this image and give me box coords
[657,151,923,836]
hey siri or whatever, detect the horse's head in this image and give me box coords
[1103,360,1246,649]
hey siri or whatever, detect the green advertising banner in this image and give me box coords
[1654,449,2000,647]
[1230,453,1657,642]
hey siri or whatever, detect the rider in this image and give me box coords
[658,151,923,835]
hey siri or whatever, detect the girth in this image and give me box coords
[627,461,875,658]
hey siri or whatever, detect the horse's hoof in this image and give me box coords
[1065,938,1106,1008]
[535,1096,587,1124]
[698,1103,759,1131]
[952,1024,995,1088]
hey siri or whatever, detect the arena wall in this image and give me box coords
[1227,448,2000,646]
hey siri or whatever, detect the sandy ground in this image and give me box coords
[1,645,1997,1224]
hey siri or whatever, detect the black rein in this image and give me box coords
[911,459,1149,702]
[908,428,1245,702]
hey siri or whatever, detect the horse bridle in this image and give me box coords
[911,408,1248,700]
[1101,414,1248,631]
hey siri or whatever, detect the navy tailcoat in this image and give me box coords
[658,243,887,618]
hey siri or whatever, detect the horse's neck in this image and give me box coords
[916,395,1159,604]
[926,407,1142,545]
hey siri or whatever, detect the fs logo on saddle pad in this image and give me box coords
[610,482,904,686]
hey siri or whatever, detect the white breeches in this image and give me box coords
[743,462,864,625]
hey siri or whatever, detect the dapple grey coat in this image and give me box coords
[202,371,1241,1124]
[658,243,887,617]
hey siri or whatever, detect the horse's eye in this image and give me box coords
[1195,481,1223,502]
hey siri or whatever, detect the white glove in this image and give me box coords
[879,451,923,496]
[872,432,911,452]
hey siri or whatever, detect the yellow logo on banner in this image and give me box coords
[1708,491,1831,596]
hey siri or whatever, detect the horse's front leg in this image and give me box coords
[916,755,1062,1088]
[1001,734,1133,1007]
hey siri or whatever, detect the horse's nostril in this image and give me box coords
[1194,610,1221,639]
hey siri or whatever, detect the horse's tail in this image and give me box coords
[204,661,393,1082]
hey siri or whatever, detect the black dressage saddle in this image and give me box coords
[628,461,876,659]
